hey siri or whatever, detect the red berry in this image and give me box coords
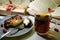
[0,24,1,27]
[12,7,16,10]
[54,28,59,32]
[1,24,3,27]
[48,8,51,12]
[9,0,12,4]
[8,5,13,7]
[6,7,12,11]
[2,29,7,33]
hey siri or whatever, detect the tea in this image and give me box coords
[35,14,50,33]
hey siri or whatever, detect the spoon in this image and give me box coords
[0,28,15,39]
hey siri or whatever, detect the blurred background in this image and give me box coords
[0,0,60,6]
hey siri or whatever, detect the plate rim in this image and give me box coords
[4,15,34,37]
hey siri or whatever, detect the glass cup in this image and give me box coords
[35,14,51,35]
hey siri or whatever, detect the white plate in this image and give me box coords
[0,15,34,37]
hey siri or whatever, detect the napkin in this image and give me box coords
[27,7,60,18]
[51,7,60,17]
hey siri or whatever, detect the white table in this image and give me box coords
[0,7,60,40]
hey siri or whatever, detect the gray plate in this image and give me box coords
[0,15,34,37]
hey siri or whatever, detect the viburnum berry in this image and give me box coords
[6,7,12,11]
[1,24,3,27]
[2,29,7,33]
[9,0,12,4]
[54,28,59,32]
[12,7,16,10]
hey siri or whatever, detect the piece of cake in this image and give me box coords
[4,15,23,29]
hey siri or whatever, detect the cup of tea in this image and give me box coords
[35,13,51,35]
